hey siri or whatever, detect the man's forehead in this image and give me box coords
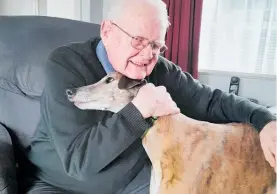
[120,19,166,42]
[114,2,167,40]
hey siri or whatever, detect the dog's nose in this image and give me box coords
[66,88,76,98]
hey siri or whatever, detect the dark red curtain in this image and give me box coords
[163,0,203,78]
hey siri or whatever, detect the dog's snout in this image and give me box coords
[66,88,76,98]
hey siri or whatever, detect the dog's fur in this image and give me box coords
[66,72,276,194]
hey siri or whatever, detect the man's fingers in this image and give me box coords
[264,147,276,168]
[172,107,180,114]
[157,85,167,92]
[259,123,276,171]
[269,142,276,169]
[156,104,180,117]
[270,140,276,157]
[169,101,180,113]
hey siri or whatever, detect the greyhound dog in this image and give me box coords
[66,72,276,194]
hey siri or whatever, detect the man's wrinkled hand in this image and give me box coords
[260,121,276,172]
[132,83,180,119]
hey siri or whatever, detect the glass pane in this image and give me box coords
[198,0,276,75]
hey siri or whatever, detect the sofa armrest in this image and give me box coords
[0,124,17,194]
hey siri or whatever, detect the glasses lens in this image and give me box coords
[132,36,148,49]
[131,36,167,54]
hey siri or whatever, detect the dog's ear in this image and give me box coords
[118,76,147,89]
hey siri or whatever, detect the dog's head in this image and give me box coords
[66,72,147,112]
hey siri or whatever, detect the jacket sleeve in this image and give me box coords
[41,47,151,181]
[159,62,276,132]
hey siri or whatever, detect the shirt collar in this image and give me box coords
[96,40,115,74]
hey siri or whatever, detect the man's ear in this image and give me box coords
[100,20,113,40]
[118,76,147,89]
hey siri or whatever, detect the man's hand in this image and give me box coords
[260,121,276,172]
[132,83,180,118]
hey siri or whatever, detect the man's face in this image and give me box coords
[101,9,167,80]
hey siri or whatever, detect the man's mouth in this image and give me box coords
[130,61,147,67]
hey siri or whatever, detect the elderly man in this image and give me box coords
[24,0,276,193]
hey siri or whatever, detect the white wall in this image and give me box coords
[199,71,276,107]
[0,0,38,15]
[102,0,112,19]
[0,0,103,24]
[89,0,103,24]
[46,0,80,20]
[45,0,103,23]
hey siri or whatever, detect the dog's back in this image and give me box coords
[143,114,276,194]
[198,122,276,194]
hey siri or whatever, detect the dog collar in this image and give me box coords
[151,116,158,121]
[141,116,158,138]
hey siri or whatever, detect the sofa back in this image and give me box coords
[0,16,100,149]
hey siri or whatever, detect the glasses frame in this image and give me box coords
[111,22,168,54]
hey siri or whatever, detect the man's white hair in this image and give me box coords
[104,0,171,29]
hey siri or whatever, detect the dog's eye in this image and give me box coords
[105,77,115,84]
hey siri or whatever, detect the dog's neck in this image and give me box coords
[146,113,212,194]
[145,113,185,194]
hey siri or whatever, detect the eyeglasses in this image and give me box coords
[111,22,167,54]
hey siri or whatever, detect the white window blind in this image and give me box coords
[198,0,276,75]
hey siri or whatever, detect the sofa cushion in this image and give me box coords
[0,124,17,194]
[0,87,40,148]
[0,16,101,148]
[0,15,100,98]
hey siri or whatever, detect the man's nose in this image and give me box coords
[141,44,154,59]
[66,88,77,98]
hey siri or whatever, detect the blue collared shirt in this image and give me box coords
[96,40,115,73]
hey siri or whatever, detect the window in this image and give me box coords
[198,0,276,75]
